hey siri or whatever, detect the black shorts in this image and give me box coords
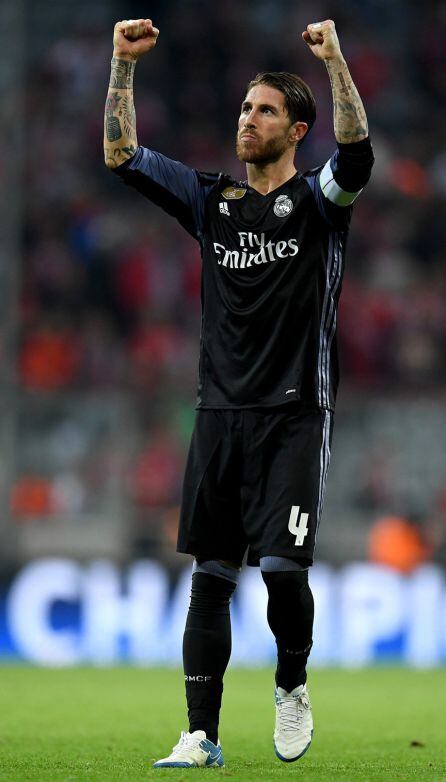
[177,404,334,567]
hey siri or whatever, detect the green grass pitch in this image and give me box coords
[1,667,446,781]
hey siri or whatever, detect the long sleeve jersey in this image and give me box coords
[113,137,374,411]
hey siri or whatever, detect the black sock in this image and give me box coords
[261,569,314,691]
[183,571,236,744]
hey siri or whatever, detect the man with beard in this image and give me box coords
[104,17,373,768]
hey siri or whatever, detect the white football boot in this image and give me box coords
[274,684,313,762]
[153,730,224,768]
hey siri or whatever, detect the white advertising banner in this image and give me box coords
[3,559,446,666]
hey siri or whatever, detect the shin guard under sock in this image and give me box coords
[261,569,314,691]
[183,571,236,744]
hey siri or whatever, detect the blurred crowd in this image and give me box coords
[23,0,446,397]
[11,0,446,564]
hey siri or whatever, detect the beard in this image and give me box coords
[236,131,290,164]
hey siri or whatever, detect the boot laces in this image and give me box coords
[171,731,205,758]
[277,692,309,732]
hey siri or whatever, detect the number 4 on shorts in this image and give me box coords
[288,506,309,546]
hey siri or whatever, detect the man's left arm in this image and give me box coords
[303,19,368,143]
[303,20,374,209]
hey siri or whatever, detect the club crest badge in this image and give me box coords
[274,194,293,217]
[221,186,247,200]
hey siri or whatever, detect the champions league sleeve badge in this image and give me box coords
[273,194,293,217]
[221,186,247,199]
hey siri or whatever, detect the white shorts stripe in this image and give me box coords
[316,411,332,537]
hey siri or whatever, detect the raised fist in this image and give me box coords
[302,20,342,61]
[113,18,159,61]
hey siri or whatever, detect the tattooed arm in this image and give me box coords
[104,18,159,169]
[104,58,137,167]
[302,20,368,143]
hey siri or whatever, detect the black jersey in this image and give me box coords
[114,138,373,411]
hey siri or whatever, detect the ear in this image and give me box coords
[289,121,308,145]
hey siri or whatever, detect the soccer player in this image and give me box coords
[104,17,373,768]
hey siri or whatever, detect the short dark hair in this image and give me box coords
[245,71,316,147]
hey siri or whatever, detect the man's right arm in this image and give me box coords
[104,20,220,241]
[104,18,159,169]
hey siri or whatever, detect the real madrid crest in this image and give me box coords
[274,194,293,218]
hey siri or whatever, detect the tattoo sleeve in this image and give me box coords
[325,58,368,144]
[104,57,138,168]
